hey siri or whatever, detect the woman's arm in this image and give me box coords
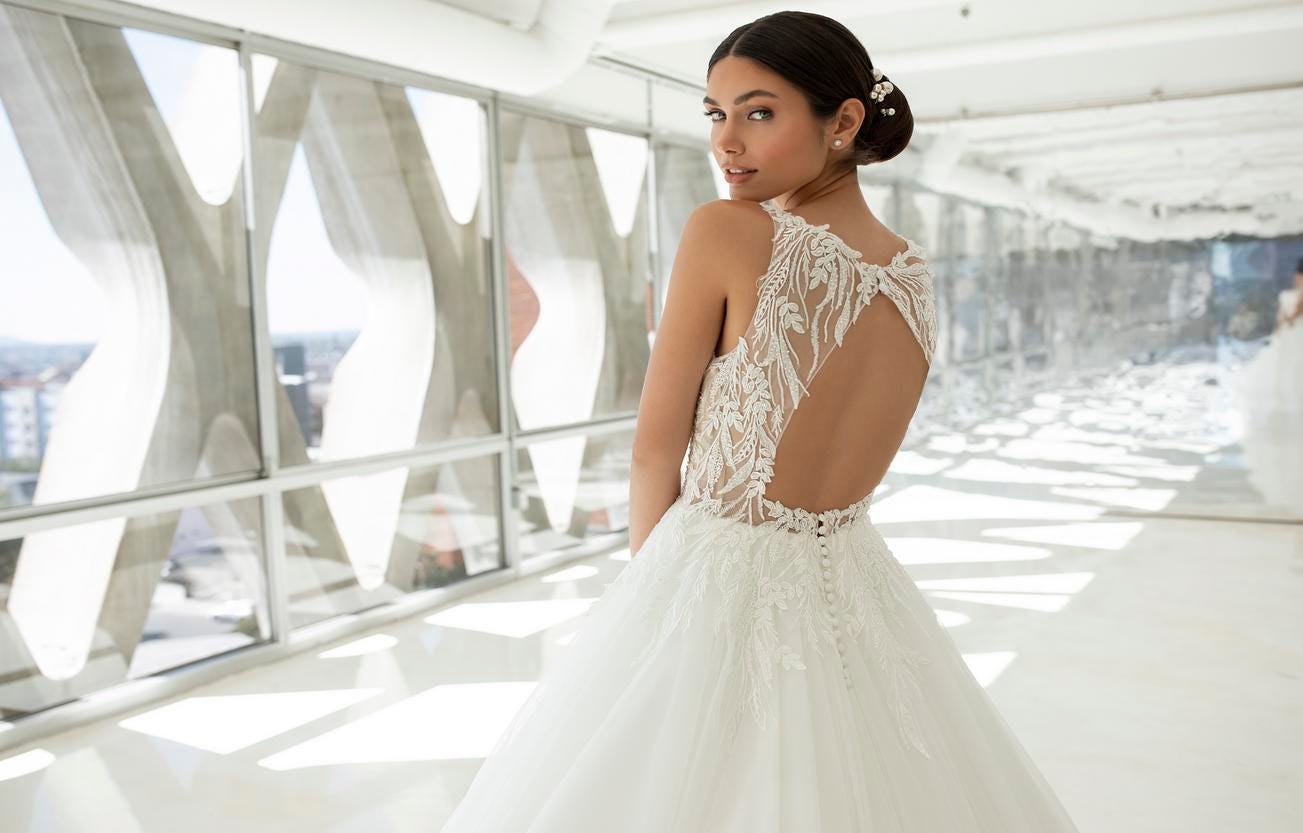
[627,201,756,558]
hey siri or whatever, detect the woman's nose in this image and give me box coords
[714,130,741,157]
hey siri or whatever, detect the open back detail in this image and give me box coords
[439,197,1080,833]
[681,199,938,535]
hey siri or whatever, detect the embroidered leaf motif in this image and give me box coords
[681,199,935,527]
[626,499,932,758]
[666,199,939,756]
[780,300,805,334]
[777,643,806,671]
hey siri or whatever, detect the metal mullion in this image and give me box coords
[515,414,638,446]
[4,0,238,47]
[939,196,958,409]
[271,434,509,486]
[982,206,996,396]
[236,40,289,647]
[484,93,522,577]
[591,53,699,97]
[238,42,276,481]
[496,96,651,140]
[1037,219,1051,373]
[0,470,254,536]
[0,435,509,540]
[646,76,664,331]
[237,31,495,106]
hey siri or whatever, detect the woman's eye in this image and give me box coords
[702,109,772,122]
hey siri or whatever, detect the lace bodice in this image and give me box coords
[681,199,937,530]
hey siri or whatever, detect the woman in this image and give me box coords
[1236,257,1303,419]
[439,11,1081,831]
[1235,258,1303,512]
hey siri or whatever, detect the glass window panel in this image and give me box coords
[0,11,259,513]
[281,454,502,630]
[1046,225,1084,370]
[652,142,719,322]
[991,208,1022,356]
[253,56,499,464]
[0,493,268,719]
[500,111,652,429]
[514,429,634,562]
[951,202,987,362]
[1019,216,1048,352]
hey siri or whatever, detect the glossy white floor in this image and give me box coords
[3,433,1301,832]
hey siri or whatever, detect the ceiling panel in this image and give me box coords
[600,0,1303,238]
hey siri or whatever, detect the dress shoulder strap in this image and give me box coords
[758,199,936,367]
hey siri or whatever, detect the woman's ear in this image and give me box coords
[838,98,864,137]
[827,98,864,150]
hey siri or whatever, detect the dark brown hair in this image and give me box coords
[708,10,912,167]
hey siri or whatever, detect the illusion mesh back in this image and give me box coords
[681,199,937,527]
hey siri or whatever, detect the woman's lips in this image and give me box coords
[724,168,756,184]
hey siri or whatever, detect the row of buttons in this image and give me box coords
[817,520,854,690]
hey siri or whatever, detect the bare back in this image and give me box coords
[680,198,937,530]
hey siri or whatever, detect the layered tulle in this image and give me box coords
[438,496,1080,832]
[1236,320,1303,511]
[1236,321,1303,419]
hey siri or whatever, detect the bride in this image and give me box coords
[1236,258,1303,419]
[439,10,1081,831]
[1235,259,1303,512]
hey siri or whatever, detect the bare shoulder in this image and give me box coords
[685,198,773,242]
[678,198,775,281]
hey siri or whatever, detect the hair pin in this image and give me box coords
[870,67,895,116]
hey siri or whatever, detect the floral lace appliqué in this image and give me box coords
[626,499,933,758]
[636,199,940,758]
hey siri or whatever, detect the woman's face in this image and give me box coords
[703,55,853,200]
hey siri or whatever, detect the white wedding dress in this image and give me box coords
[438,199,1081,832]
[1234,287,1303,511]
[1236,287,1303,418]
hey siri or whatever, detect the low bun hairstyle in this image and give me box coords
[707,11,912,167]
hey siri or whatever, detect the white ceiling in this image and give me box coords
[594,0,1303,240]
[127,0,1303,240]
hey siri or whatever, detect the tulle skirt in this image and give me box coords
[1236,321,1303,419]
[1236,323,1303,511]
[437,494,1080,832]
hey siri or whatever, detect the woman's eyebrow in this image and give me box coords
[702,89,780,106]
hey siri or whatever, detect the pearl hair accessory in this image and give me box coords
[834,66,896,150]
[870,67,896,116]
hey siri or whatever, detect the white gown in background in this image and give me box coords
[1236,287,1303,418]
[438,199,1081,832]
[1235,287,1303,512]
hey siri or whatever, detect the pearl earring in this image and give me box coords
[833,139,843,147]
